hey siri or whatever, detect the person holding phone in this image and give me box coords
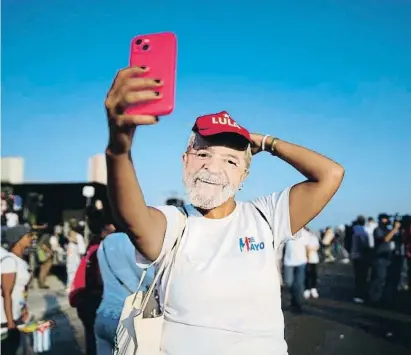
[104,65,344,355]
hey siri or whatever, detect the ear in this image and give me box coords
[182,153,188,164]
[240,169,249,183]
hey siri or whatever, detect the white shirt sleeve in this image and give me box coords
[1,256,17,274]
[252,187,292,247]
[49,236,58,250]
[309,233,320,249]
[299,229,313,246]
[135,205,182,269]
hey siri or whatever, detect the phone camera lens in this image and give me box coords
[142,44,150,51]
[135,39,143,45]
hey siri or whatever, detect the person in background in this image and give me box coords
[49,225,65,264]
[36,226,54,289]
[384,215,405,305]
[369,214,401,306]
[321,226,335,262]
[94,232,155,354]
[364,217,377,250]
[303,227,320,299]
[75,215,114,355]
[343,222,354,257]
[283,231,310,312]
[334,224,350,263]
[5,206,19,228]
[94,200,104,212]
[66,219,86,293]
[401,215,411,291]
[1,193,7,213]
[1,226,36,355]
[351,215,371,304]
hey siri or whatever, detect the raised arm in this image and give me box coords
[104,67,167,261]
[251,134,344,235]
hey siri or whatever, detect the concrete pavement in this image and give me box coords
[26,274,70,320]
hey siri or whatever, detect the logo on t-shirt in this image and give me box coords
[239,237,265,252]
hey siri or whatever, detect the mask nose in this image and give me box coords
[203,155,225,174]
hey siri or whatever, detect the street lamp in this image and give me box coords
[82,185,95,244]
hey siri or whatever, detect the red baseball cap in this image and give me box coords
[192,111,251,143]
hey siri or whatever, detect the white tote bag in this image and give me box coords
[113,211,186,355]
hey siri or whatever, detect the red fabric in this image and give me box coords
[193,111,251,142]
[68,243,101,307]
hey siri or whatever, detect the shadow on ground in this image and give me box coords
[18,294,83,355]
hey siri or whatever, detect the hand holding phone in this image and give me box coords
[105,66,160,154]
[104,32,177,154]
[127,32,177,117]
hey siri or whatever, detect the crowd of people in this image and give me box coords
[0,190,154,355]
[280,213,411,314]
[347,214,410,306]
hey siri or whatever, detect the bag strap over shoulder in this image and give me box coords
[137,207,187,311]
[254,206,271,230]
[163,207,188,306]
[253,205,276,249]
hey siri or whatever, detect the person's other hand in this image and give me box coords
[249,133,266,155]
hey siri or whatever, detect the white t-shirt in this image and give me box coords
[66,233,86,271]
[283,229,311,267]
[136,187,292,355]
[0,247,31,331]
[5,212,19,228]
[303,229,320,264]
[364,222,377,248]
[49,235,59,251]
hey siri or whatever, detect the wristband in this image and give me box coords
[261,135,270,152]
[270,137,279,155]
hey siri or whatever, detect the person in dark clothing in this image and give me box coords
[369,214,401,305]
[75,237,104,355]
[384,239,403,303]
[401,215,411,291]
[74,206,115,355]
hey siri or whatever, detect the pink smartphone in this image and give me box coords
[127,32,177,116]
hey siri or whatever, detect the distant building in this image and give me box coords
[1,157,24,184]
[88,154,107,185]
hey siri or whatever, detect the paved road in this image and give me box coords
[18,263,411,355]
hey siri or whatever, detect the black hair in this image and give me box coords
[357,215,366,226]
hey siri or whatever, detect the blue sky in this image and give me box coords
[2,0,411,228]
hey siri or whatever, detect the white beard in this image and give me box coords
[183,170,238,210]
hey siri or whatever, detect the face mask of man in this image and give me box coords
[183,168,240,210]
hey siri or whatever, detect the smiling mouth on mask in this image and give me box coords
[196,178,224,186]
